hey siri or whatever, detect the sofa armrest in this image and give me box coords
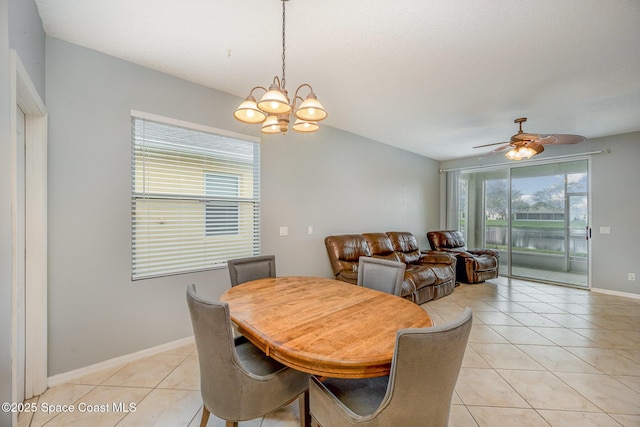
[336,270,358,285]
[468,248,500,258]
[419,250,457,265]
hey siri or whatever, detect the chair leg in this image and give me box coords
[299,390,310,427]
[199,406,210,427]
[225,422,238,427]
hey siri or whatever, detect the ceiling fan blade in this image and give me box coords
[512,133,555,143]
[479,143,510,159]
[536,134,556,143]
[545,134,586,145]
[473,141,510,149]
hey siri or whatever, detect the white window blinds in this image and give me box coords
[131,114,260,280]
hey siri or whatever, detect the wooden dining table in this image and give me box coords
[220,276,433,379]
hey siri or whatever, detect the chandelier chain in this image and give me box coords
[281,0,286,88]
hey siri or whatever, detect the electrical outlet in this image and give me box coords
[629,273,636,281]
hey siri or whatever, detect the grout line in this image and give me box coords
[20,278,640,426]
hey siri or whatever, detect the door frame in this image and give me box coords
[10,50,48,402]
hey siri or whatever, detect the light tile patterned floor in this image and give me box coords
[19,276,640,426]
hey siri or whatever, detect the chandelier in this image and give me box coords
[233,0,327,134]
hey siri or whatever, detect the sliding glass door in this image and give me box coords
[456,159,589,287]
[510,161,588,286]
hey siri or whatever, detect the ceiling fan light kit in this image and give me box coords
[475,117,585,161]
[233,0,327,135]
[504,142,544,160]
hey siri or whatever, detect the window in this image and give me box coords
[205,173,239,236]
[131,112,260,280]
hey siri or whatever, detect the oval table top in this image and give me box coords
[220,276,433,378]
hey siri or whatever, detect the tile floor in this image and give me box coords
[18,276,640,426]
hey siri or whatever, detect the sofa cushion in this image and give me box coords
[396,250,421,264]
[372,253,401,262]
[362,233,395,256]
[387,231,420,252]
[427,230,467,251]
[405,264,436,287]
[429,264,457,285]
[325,234,372,278]
[387,231,422,264]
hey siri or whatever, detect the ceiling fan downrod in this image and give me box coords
[514,117,527,134]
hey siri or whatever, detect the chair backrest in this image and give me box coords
[427,230,468,251]
[187,284,310,424]
[187,283,304,422]
[357,256,406,296]
[379,307,473,425]
[186,284,253,420]
[227,255,276,286]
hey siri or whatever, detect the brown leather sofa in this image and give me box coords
[427,230,500,284]
[325,231,457,304]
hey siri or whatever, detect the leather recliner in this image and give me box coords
[325,231,457,304]
[427,230,499,284]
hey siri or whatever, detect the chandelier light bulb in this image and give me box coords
[293,118,320,132]
[295,93,327,122]
[258,86,292,115]
[261,115,281,134]
[233,96,267,124]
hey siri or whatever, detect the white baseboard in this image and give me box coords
[590,287,640,300]
[47,336,195,388]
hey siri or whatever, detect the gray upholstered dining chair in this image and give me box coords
[186,284,310,427]
[309,307,472,427]
[227,255,276,286]
[357,256,406,296]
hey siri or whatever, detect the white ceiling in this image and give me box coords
[35,0,640,161]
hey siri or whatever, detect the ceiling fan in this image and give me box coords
[474,117,586,160]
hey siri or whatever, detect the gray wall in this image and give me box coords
[261,127,440,276]
[46,37,440,375]
[588,133,640,295]
[8,0,45,99]
[440,133,640,297]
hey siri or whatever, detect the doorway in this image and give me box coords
[457,159,589,288]
[10,50,48,405]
